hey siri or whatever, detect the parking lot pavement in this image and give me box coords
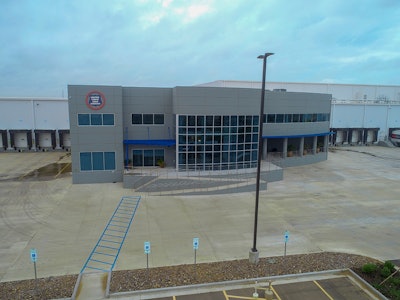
[0,146,399,283]
[111,270,384,300]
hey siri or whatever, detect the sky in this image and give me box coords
[0,0,399,97]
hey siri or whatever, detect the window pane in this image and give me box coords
[252,150,258,161]
[239,116,245,126]
[196,135,204,144]
[276,114,284,123]
[214,116,221,126]
[78,114,90,125]
[188,135,195,144]
[230,152,236,162]
[188,115,195,126]
[132,114,142,124]
[253,116,259,125]
[143,150,153,166]
[154,149,164,163]
[91,114,102,125]
[143,114,153,124]
[133,150,143,166]
[154,114,164,124]
[179,153,186,164]
[304,114,312,122]
[312,114,317,122]
[206,116,213,126]
[179,135,187,144]
[92,152,104,170]
[230,116,237,126]
[267,114,275,123]
[223,116,229,126]
[246,116,252,125]
[188,153,195,164]
[103,114,114,125]
[179,115,186,126]
[104,152,115,170]
[197,116,204,126]
[80,152,92,171]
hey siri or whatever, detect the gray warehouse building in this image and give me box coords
[68,85,331,184]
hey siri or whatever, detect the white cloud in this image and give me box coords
[184,4,212,22]
[159,0,173,8]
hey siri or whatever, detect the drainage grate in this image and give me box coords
[80,196,141,273]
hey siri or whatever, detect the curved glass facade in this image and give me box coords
[177,115,260,171]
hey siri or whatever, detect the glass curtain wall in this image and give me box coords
[177,115,259,171]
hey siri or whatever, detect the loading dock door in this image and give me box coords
[38,132,52,148]
[63,133,71,147]
[351,130,360,143]
[367,130,375,143]
[336,131,344,144]
[14,132,28,148]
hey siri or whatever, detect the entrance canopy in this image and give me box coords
[264,132,333,139]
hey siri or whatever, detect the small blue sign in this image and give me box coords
[284,230,289,243]
[30,248,37,262]
[144,241,151,254]
[193,237,199,250]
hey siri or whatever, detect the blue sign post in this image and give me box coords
[30,248,38,291]
[30,248,37,263]
[193,238,199,278]
[193,237,199,263]
[144,241,151,271]
[284,230,289,257]
[144,241,151,254]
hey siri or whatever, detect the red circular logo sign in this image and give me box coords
[86,91,106,110]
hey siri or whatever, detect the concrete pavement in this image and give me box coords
[0,146,399,283]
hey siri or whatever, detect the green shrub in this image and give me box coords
[381,266,392,278]
[390,277,400,287]
[362,263,378,274]
[384,261,396,273]
[388,288,400,299]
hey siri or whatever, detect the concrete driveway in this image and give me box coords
[0,146,399,282]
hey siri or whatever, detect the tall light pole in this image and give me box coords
[249,52,274,264]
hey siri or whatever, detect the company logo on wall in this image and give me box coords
[86,91,106,110]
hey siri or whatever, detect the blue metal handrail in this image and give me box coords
[80,196,141,273]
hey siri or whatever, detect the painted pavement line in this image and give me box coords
[313,280,334,300]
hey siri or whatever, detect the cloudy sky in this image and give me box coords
[0,0,399,97]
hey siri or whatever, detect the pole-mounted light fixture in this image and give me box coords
[249,52,274,264]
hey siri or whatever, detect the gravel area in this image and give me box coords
[0,252,380,299]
